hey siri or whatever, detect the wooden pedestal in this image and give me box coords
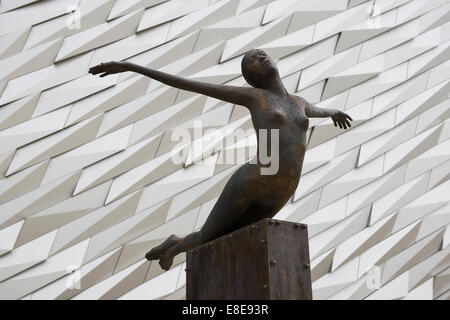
[186,218,312,300]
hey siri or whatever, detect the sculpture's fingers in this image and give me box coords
[346,114,353,121]
[99,72,109,77]
[90,65,104,74]
[333,119,337,127]
[337,121,342,129]
[345,119,351,128]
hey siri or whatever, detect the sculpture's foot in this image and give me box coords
[159,252,174,271]
[145,234,179,261]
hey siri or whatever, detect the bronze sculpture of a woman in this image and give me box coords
[89,49,353,271]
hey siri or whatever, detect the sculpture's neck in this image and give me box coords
[264,75,288,98]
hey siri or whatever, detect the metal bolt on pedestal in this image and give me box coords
[294,223,307,230]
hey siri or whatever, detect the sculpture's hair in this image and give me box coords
[241,50,266,89]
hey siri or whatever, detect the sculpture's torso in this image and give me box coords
[250,91,309,169]
[227,92,309,220]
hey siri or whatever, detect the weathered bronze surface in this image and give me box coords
[89,49,352,271]
[186,218,312,300]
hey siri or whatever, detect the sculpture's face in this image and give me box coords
[244,49,277,77]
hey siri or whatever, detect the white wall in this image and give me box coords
[0,0,449,300]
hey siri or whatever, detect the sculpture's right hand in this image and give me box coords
[88,61,129,77]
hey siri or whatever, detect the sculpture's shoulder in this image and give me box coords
[248,88,272,110]
[289,94,307,110]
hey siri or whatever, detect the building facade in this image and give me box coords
[0,0,449,299]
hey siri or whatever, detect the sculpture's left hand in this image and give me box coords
[88,61,130,77]
[331,110,353,129]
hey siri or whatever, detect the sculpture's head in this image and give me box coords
[241,49,278,89]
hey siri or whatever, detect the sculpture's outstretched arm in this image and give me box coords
[299,96,353,129]
[89,61,257,107]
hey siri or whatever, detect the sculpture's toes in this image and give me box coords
[145,248,161,261]
[145,235,179,261]
[159,254,174,271]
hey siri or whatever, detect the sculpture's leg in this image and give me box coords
[157,204,281,270]
[157,196,251,270]
[149,201,280,270]
[147,201,278,265]
[147,164,257,270]
[230,202,278,230]
[156,231,202,270]
[145,234,181,261]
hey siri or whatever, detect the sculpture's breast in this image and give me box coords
[268,108,287,126]
[288,96,309,131]
[295,112,309,131]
